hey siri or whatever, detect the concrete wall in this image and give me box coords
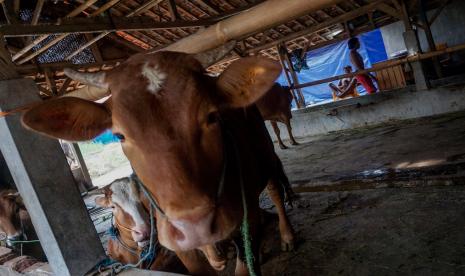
[267,83,465,140]
[380,1,465,60]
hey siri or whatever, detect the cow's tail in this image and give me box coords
[275,155,296,207]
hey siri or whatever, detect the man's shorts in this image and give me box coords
[355,74,377,94]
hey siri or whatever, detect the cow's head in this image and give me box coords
[95,178,150,244]
[22,49,281,251]
[0,190,26,245]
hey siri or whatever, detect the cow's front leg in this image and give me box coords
[266,179,295,251]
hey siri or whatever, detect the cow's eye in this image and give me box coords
[114,133,125,142]
[207,112,219,125]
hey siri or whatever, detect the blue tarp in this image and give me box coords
[277,29,388,104]
[92,130,120,144]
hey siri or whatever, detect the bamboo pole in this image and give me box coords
[162,0,343,53]
[17,34,69,64]
[31,0,45,25]
[293,43,465,90]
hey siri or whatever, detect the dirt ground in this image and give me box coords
[88,111,465,276]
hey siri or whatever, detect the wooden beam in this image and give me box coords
[0,35,19,80]
[16,58,125,74]
[66,0,100,18]
[107,33,146,52]
[376,3,402,19]
[90,0,121,17]
[44,68,57,95]
[428,0,452,26]
[58,77,72,96]
[16,34,68,65]
[31,0,45,26]
[1,2,11,24]
[1,17,215,37]
[37,84,51,96]
[418,0,442,78]
[84,33,103,63]
[66,32,109,61]
[246,0,385,55]
[12,0,104,62]
[166,0,181,21]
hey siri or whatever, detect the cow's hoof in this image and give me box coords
[290,141,299,146]
[279,144,288,150]
[281,239,295,251]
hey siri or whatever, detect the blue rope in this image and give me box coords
[107,225,119,239]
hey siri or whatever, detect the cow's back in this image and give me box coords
[256,83,293,123]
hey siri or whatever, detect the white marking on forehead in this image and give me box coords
[110,178,147,227]
[141,62,166,94]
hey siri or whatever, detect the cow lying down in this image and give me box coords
[94,177,186,273]
[22,46,295,275]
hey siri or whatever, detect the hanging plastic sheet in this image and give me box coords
[277,29,388,105]
[92,130,120,144]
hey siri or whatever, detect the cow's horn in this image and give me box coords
[193,40,236,68]
[64,68,109,89]
[61,85,111,102]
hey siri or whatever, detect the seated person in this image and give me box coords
[329,65,359,100]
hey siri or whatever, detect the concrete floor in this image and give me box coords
[255,110,465,275]
[278,110,465,188]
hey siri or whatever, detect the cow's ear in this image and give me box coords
[22,97,111,141]
[216,57,281,108]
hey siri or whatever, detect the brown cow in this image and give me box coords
[0,190,46,260]
[22,50,294,275]
[256,83,299,149]
[95,178,187,273]
[0,190,23,245]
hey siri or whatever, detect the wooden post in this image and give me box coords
[167,0,181,21]
[418,0,442,78]
[72,143,94,191]
[401,0,429,90]
[280,44,306,107]
[276,45,302,108]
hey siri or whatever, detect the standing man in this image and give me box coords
[348,37,378,94]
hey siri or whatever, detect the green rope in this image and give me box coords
[6,239,40,244]
[239,165,257,276]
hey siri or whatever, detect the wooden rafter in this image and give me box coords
[3,0,415,96]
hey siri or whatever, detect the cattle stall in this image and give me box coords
[0,0,465,275]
